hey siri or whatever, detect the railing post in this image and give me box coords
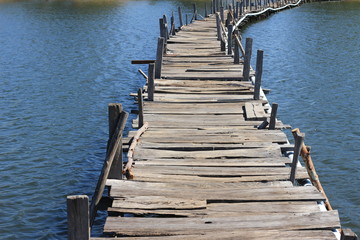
[108,103,123,179]
[216,13,222,41]
[235,2,239,19]
[220,7,224,23]
[205,2,208,17]
[170,12,176,35]
[138,88,144,129]
[178,7,183,28]
[269,103,278,130]
[254,49,263,100]
[163,15,169,40]
[67,195,90,240]
[227,24,233,55]
[148,63,155,101]
[193,3,197,20]
[290,133,305,184]
[155,37,165,78]
[243,37,253,81]
[234,30,240,64]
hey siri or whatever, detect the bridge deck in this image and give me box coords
[95,14,340,240]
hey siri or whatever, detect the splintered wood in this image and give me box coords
[97,14,340,239]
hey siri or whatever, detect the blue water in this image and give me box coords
[0,0,358,238]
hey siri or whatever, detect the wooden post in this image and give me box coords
[193,3,197,20]
[159,18,167,46]
[243,37,253,81]
[234,30,240,64]
[155,37,165,78]
[178,7,183,29]
[292,128,333,211]
[341,229,358,240]
[220,7,224,23]
[170,12,176,35]
[137,88,144,128]
[269,103,278,130]
[186,14,188,25]
[108,103,123,179]
[163,15,169,40]
[227,24,233,55]
[148,63,155,101]
[205,2,208,17]
[216,13,222,41]
[254,49,263,100]
[235,2,239,19]
[290,133,304,184]
[67,195,90,240]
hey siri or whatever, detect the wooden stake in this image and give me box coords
[220,7,224,23]
[227,24,233,55]
[147,63,155,101]
[155,37,165,78]
[205,2,208,17]
[254,49,263,99]
[290,132,304,184]
[178,7,183,28]
[243,37,253,81]
[292,128,333,210]
[216,13,222,41]
[137,88,144,128]
[108,103,123,179]
[234,30,240,64]
[269,103,278,130]
[193,3,197,20]
[67,195,90,240]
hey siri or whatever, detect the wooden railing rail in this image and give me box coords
[89,107,128,226]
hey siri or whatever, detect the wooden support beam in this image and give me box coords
[67,195,90,240]
[155,37,165,79]
[138,69,148,80]
[131,60,155,64]
[137,88,144,129]
[108,103,123,179]
[227,24,233,55]
[290,132,304,184]
[254,49,263,99]
[243,37,253,81]
[147,63,155,101]
[269,103,278,130]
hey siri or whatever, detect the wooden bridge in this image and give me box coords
[66,1,358,240]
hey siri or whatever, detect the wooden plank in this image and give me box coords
[245,101,269,120]
[103,211,340,236]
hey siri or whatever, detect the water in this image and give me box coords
[0,0,358,238]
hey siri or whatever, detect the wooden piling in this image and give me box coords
[137,88,144,128]
[216,13,222,41]
[170,12,176,35]
[243,37,253,81]
[227,24,233,55]
[67,195,90,240]
[155,37,165,78]
[148,63,155,101]
[254,49,263,99]
[205,2,208,17]
[290,133,304,184]
[269,103,278,130]
[178,7,183,29]
[193,3,197,21]
[220,7,225,23]
[108,103,123,179]
[234,30,240,64]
